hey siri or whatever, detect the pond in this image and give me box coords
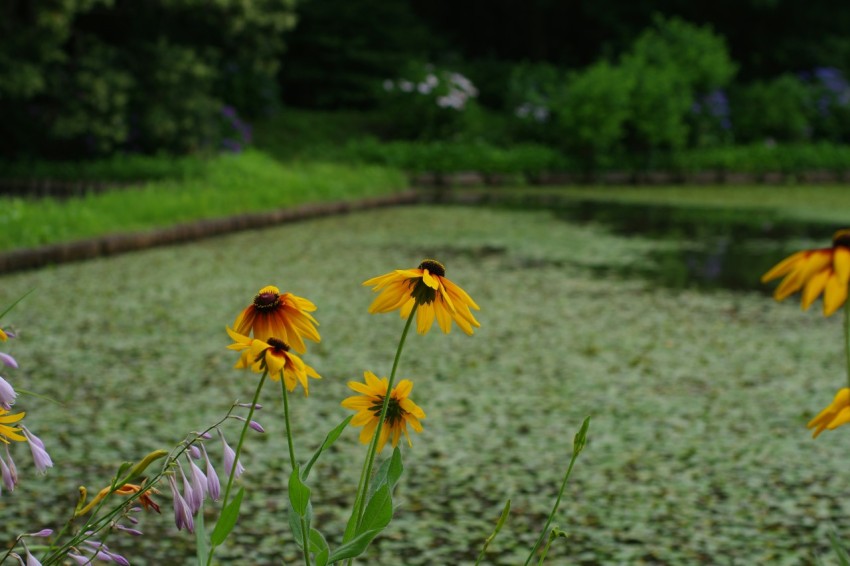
[474,195,846,293]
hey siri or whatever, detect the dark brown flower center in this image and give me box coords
[370,395,403,425]
[266,337,290,352]
[418,259,446,277]
[833,229,850,249]
[253,290,280,311]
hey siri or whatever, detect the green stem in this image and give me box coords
[349,305,418,543]
[207,370,268,566]
[281,376,312,566]
[523,450,581,566]
[844,299,850,390]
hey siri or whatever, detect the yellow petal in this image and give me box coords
[761,250,807,283]
[416,303,435,334]
[801,269,830,310]
[835,247,850,286]
[823,272,848,316]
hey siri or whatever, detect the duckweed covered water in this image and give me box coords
[0,205,846,564]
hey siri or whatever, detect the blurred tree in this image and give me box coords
[0,0,296,159]
[279,0,436,108]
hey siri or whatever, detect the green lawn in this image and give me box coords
[0,205,846,564]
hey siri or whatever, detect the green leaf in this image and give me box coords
[573,416,591,457]
[287,502,314,549]
[289,466,312,517]
[195,502,209,565]
[0,289,34,321]
[302,415,352,480]
[368,447,404,499]
[327,528,386,563]
[310,528,330,566]
[829,529,850,566]
[112,462,134,487]
[475,499,511,566]
[210,487,244,546]
[357,483,393,536]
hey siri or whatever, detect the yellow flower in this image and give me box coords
[0,328,7,342]
[341,371,425,453]
[0,409,26,443]
[808,388,850,438]
[226,327,320,395]
[233,285,320,354]
[761,229,850,316]
[363,259,480,335]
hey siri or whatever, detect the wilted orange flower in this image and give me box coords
[761,229,850,316]
[233,285,320,354]
[226,327,320,395]
[808,388,850,438]
[363,259,480,335]
[341,371,425,453]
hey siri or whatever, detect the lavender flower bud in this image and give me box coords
[187,455,207,513]
[219,430,244,478]
[188,445,201,460]
[28,529,52,537]
[115,524,143,536]
[167,475,194,533]
[21,427,52,473]
[236,403,262,410]
[0,376,16,410]
[201,444,220,501]
[0,353,17,368]
[1,454,16,492]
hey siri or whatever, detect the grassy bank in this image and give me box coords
[0,150,407,252]
[0,205,846,563]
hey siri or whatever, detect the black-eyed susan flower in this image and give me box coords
[761,229,850,316]
[226,327,321,395]
[341,371,425,453]
[808,387,850,438]
[0,409,25,444]
[363,259,480,335]
[233,285,320,354]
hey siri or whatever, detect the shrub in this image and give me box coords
[729,74,812,143]
[376,62,482,140]
[619,15,736,156]
[550,61,634,168]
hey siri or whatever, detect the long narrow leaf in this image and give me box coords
[327,528,385,563]
[210,487,244,546]
[303,416,352,480]
[357,484,393,536]
[195,503,209,565]
[475,499,511,566]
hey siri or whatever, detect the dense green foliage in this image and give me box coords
[0,0,296,158]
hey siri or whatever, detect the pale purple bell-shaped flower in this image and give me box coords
[4,444,17,485]
[0,453,17,492]
[201,444,221,501]
[82,541,130,566]
[187,444,202,459]
[178,464,195,514]
[21,426,52,473]
[0,376,16,410]
[23,544,41,566]
[28,529,52,537]
[167,475,194,533]
[219,430,244,478]
[232,416,265,433]
[186,455,207,513]
[0,353,17,368]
